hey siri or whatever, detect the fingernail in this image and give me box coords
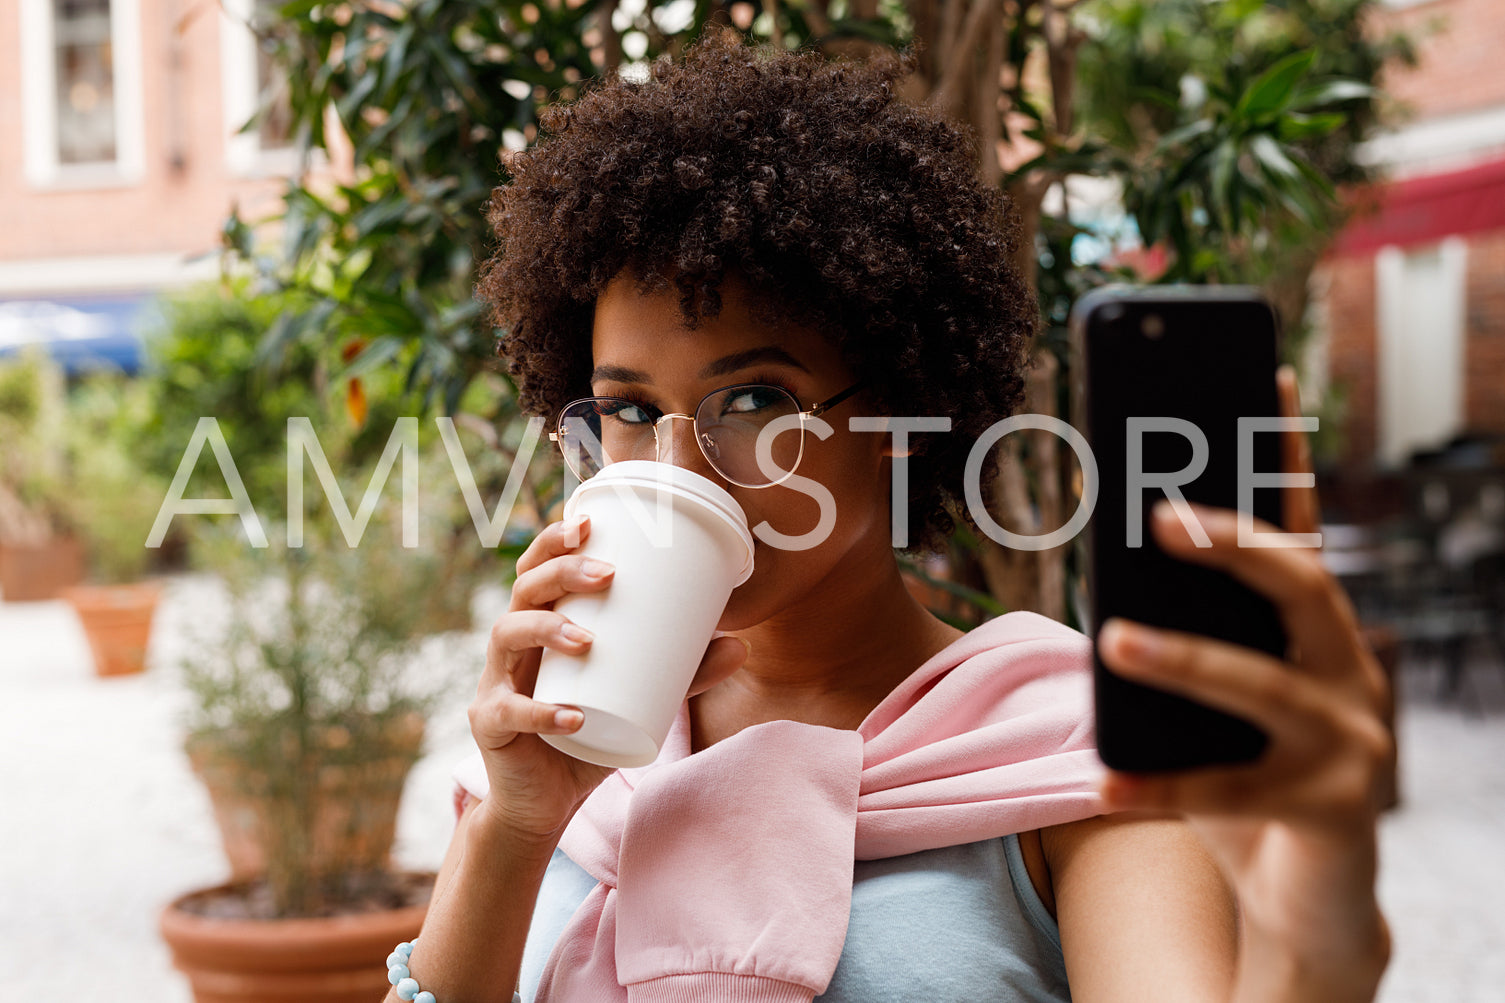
[1103,618,1161,663]
[1154,499,1230,540]
[559,622,593,644]
[581,559,614,579]
[1152,498,1200,528]
[737,636,753,658]
[553,708,583,730]
[1277,364,1298,397]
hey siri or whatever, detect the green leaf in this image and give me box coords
[335,335,406,383]
[1291,153,1338,202]
[1152,117,1214,155]
[422,33,478,103]
[1277,112,1347,142]
[335,71,380,125]
[1163,144,1214,192]
[1250,133,1301,182]
[1210,139,1237,233]
[1237,50,1317,120]
[380,22,417,102]
[1132,86,1182,112]
[352,196,414,240]
[255,299,336,371]
[354,93,417,164]
[1289,80,1374,111]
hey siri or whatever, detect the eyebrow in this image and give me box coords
[590,346,810,386]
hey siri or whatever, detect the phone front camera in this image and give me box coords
[1141,314,1165,339]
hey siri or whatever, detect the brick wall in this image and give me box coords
[1322,228,1505,471]
[1319,255,1380,472]
[1317,0,1505,471]
[1374,0,1505,120]
[1464,230,1505,434]
[0,0,292,266]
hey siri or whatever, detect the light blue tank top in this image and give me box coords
[518,833,1072,1002]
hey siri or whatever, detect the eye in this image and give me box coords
[593,400,656,425]
[722,385,788,415]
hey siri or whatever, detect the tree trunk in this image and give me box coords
[866,0,1084,617]
[973,351,1066,618]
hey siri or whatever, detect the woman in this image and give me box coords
[385,29,1392,1003]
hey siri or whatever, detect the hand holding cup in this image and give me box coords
[468,508,750,844]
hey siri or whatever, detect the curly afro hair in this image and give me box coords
[477,28,1037,554]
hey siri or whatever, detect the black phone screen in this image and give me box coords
[1077,289,1286,772]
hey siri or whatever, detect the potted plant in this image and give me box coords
[159,519,464,1003]
[0,350,84,601]
[57,372,171,675]
[138,271,506,999]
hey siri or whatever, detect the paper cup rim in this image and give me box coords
[564,461,756,585]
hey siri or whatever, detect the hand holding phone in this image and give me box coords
[1073,286,1302,772]
[1073,298,1393,990]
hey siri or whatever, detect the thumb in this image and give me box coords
[687,633,752,697]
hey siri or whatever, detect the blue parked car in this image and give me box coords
[0,296,152,375]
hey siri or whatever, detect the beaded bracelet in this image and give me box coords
[387,941,436,1003]
[387,940,523,1003]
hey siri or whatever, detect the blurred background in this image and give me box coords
[1,0,1501,1000]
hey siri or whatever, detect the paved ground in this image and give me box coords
[3,573,1502,1001]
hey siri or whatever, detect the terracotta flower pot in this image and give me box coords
[62,581,163,676]
[0,535,85,602]
[185,714,426,884]
[159,874,432,1003]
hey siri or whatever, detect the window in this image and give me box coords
[250,2,295,151]
[54,0,116,164]
[221,0,298,176]
[20,0,143,187]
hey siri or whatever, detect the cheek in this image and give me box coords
[732,434,888,541]
[758,445,884,539]
[731,472,879,554]
[715,459,889,623]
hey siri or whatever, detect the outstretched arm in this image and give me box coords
[1052,367,1390,1003]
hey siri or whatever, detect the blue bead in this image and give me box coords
[396,978,420,1001]
[414,994,436,1003]
[397,941,414,958]
[388,964,410,985]
[388,952,407,969]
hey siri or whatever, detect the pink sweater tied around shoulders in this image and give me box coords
[450,610,1107,1002]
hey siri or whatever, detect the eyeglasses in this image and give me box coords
[550,380,865,488]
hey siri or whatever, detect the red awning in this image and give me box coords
[1330,156,1505,256]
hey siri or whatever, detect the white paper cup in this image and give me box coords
[533,461,755,767]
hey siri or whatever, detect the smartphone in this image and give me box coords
[1071,286,1287,772]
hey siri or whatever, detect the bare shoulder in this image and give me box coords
[1036,811,1238,1003]
[1040,809,1207,869]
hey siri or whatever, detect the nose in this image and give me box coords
[654,414,719,481]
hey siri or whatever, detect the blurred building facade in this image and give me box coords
[1309,0,1505,690]
[2,0,1500,419]
[0,0,312,367]
[1315,0,1505,476]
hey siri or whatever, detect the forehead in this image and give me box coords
[590,271,846,377]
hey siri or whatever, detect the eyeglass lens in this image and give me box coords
[556,384,805,487]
